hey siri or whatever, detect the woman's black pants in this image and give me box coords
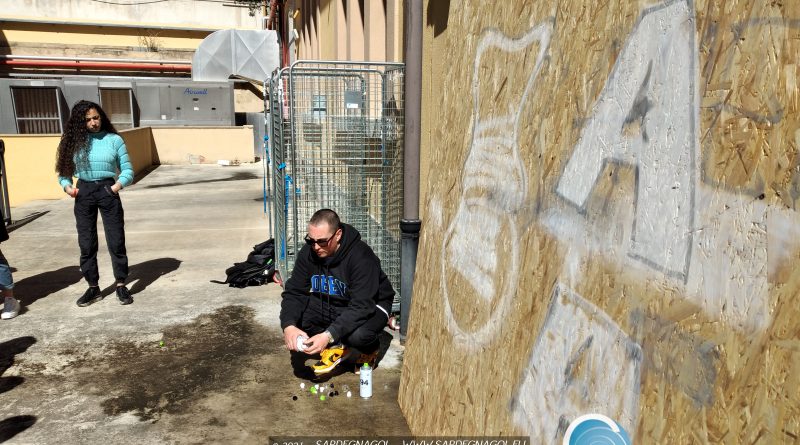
[74,178,128,286]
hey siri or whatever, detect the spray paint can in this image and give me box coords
[359,362,372,398]
[296,335,308,352]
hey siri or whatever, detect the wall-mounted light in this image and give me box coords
[293,9,300,19]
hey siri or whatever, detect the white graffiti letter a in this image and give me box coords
[556,0,697,281]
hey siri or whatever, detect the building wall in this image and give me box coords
[0,1,264,30]
[0,19,209,70]
[122,127,159,174]
[0,0,263,64]
[292,0,403,62]
[1,129,156,206]
[3,135,65,204]
[149,126,254,165]
[1,22,208,50]
[1,126,253,207]
[399,0,800,442]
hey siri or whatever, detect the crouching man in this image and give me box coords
[280,209,395,375]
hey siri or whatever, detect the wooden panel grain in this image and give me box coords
[401,0,800,442]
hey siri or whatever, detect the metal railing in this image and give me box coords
[267,61,405,310]
[0,140,10,226]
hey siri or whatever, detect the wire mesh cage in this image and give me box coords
[268,61,405,310]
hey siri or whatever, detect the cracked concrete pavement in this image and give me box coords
[0,163,410,444]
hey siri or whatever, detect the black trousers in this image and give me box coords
[74,178,128,286]
[299,302,387,353]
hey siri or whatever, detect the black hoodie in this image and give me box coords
[279,223,395,341]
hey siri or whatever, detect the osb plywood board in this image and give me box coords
[399,0,800,442]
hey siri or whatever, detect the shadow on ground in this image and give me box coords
[142,171,259,189]
[0,415,37,442]
[13,266,83,307]
[0,337,38,442]
[99,257,182,297]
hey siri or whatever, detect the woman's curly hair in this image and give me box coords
[55,100,117,178]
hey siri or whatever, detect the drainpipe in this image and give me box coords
[266,0,279,29]
[400,0,422,341]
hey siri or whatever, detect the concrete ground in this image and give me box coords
[0,163,410,444]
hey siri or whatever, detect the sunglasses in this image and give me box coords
[304,229,339,247]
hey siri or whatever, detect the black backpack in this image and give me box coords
[222,239,276,288]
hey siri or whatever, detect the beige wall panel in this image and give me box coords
[319,0,337,60]
[400,0,800,442]
[119,127,157,177]
[336,0,347,60]
[150,126,254,165]
[299,0,311,59]
[313,0,321,59]
[234,88,266,113]
[386,0,404,62]
[365,0,386,62]
[346,0,364,60]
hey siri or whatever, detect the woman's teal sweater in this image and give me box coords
[58,131,134,190]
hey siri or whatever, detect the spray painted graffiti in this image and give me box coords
[629,309,719,407]
[511,284,642,442]
[440,20,553,348]
[424,0,800,440]
[555,0,697,283]
[544,0,792,334]
[435,0,799,345]
[686,189,771,333]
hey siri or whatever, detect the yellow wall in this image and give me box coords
[1,22,209,50]
[119,127,158,176]
[150,126,253,165]
[1,126,253,207]
[2,135,64,205]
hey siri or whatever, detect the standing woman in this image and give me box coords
[56,100,135,307]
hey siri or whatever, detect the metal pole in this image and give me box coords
[400,0,423,340]
[0,140,10,226]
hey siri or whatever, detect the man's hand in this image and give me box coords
[303,332,331,355]
[283,325,308,351]
[65,186,79,198]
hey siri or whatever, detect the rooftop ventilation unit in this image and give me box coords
[192,30,280,82]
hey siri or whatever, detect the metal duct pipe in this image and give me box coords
[400,0,423,340]
[0,59,191,72]
[0,55,191,72]
[0,54,191,65]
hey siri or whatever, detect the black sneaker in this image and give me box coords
[116,286,133,305]
[76,287,102,307]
